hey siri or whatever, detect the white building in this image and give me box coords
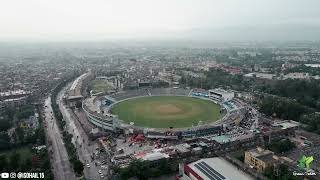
[177,157,253,180]
[282,73,310,80]
[209,89,234,102]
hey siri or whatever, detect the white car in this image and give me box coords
[100,174,104,178]
[86,163,90,168]
[98,170,102,174]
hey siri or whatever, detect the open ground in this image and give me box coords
[111,96,222,128]
[91,80,113,94]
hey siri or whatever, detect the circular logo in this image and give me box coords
[17,172,23,179]
[10,172,16,178]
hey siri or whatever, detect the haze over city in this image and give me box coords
[1,0,320,41]
[1,1,320,180]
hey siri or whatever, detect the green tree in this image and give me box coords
[21,158,32,171]
[0,132,11,151]
[300,113,320,134]
[0,117,11,131]
[258,96,311,121]
[264,164,298,180]
[267,139,296,153]
[73,160,84,175]
[15,106,34,119]
[9,151,20,170]
[15,126,25,143]
[0,155,8,171]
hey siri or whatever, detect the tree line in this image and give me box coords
[114,159,176,180]
[179,68,320,134]
[0,105,53,179]
[50,74,84,176]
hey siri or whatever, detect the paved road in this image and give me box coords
[44,97,77,180]
[57,84,103,180]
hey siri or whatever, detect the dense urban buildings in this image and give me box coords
[2,0,320,179]
[1,41,320,180]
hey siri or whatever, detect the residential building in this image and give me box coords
[244,147,275,173]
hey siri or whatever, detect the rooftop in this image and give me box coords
[272,120,299,129]
[84,96,100,113]
[246,147,274,159]
[69,72,91,96]
[188,157,253,180]
[2,96,28,102]
[83,96,116,122]
[0,90,30,97]
[175,143,191,153]
[70,73,88,91]
[67,95,83,100]
[210,135,231,144]
[209,88,233,95]
[141,152,169,161]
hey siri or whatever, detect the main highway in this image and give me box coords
[43,78,106,180]
[58,95,102,180]
[43,97,76,180]
[56,82,102,180]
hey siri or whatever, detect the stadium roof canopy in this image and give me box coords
[210,135,231,144]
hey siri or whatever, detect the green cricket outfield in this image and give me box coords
[111,96,222,128]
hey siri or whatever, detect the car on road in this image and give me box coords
[86,163,90,168]
[117,148,124,154]
[100,174,104,178]
[98,170,102,174]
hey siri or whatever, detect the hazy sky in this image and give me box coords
[1,0,320,41]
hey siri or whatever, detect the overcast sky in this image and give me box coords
[1,0,320,41]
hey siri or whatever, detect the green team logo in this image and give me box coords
[298,155,314,169]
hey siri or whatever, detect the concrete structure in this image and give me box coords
[177,157,252,180]
[0,90,30,113]
[0,96,28,113]
[271,120,299,130]
[282,73,310,80]
[244,147,275,173]
[244,73,275,80]
[305,64,320,68]
[260,119,299,143]
[82,96,121,132]
[209,89,234,102]
[138,152,169,162]
[67,71,94,107]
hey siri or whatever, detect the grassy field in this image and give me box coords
[91,79,113,94]
[111,96,222,128]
